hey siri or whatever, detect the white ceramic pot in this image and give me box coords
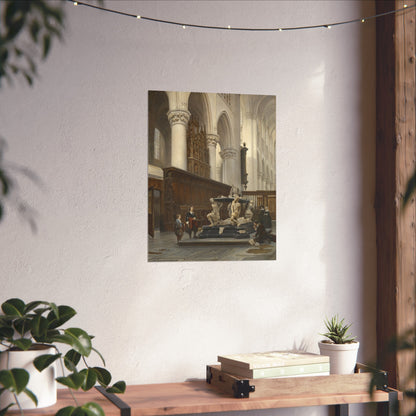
[0,344,57,409]
[318,341,359,375]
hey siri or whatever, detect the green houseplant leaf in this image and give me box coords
[56,372,86,390]
[106,381,126,394]
[0,403,15,416]
[52,328,92,357]
[1,298,25,317]
[0,368,29,393]
[79,368,97,391]
[64,349,81,372]
[56,402,105,416]
[47,305,77,329]
[0,298,125,414]
[92,367,111,387]
[33,353,61,372]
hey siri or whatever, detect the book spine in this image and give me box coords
[221,362,330,379]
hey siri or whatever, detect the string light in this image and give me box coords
[67,0,416,32]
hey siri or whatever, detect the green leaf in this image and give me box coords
[80,369,97,391]
[24,301,48,313]
[23,387,38,406]
[29,19,41,42]
[106,381,126,394]
[0,368,29,393]
[1,298,25,316]
[49,302,59,319]
[56,372,86,390]
[5,17,25,42]
[403,169,416,207]
[47,305,76,329]
[52,328,91,357]
[42,34,51,59]
[0,403,15,416]
[0,326,14,339]
[92,367,111,387]
[23,72,33,86]
[10,338,32,350]
[55,403,105,416]
[33,353,61,372]
[81,402,105,416]
[91,347,106,366]
[55,406,77,416]
[0,169,11,196]
[64,349,81,372]
[31,314,49,339]
[14,317,32,336]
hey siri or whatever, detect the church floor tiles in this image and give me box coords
[148,223,276,262]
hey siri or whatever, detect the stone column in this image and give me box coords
[220,147,239,188]
[207,133,218,180]
[241,115,258,191]
[167,109,191,171]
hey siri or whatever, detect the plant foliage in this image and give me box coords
[0,298,126,415]
[321,315,357,344]
[0,0,65,87]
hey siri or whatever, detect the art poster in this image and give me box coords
[148,90,276,262]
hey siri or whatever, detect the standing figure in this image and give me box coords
[174,214,184,243]
[185,205,197,238]
[249,220,270,246]
[263,207,272,231]
[207,198,222,226]
[230,194,241,225]
[244,201,254,221]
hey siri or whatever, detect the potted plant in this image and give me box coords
[0,298,125,415]
[318,315,360,375]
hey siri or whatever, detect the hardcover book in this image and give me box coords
[220,361,330,379]
[218,351,329,370]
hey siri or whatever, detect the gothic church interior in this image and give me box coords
[148,90,276,236]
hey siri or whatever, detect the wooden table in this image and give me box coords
[16,379,402,416]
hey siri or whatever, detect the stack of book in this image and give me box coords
[217,350,330,379]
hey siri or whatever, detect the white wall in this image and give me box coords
[0,1,376,415]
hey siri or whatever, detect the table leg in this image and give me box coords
[334,404,349,416]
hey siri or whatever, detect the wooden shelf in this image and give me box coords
[12,379,402,416]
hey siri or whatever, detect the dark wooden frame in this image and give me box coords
[376,0,416,413]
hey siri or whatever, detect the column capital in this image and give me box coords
[207,133,219,147]
[167,109,191,127]
[220,147,238,160]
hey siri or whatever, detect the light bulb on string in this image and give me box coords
[64,0,416,33]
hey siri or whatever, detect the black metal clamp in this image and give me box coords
[232,379,255,398]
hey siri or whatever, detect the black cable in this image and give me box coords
[67,0,416,32]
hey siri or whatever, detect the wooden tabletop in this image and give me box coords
[10,380,401,416]
[123,380,399,416]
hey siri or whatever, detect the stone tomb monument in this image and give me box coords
[198,195,255,240]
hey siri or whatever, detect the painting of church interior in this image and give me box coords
[148,90,276,261]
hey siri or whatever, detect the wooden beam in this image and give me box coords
[376,1,416,414]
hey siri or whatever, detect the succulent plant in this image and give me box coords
[321,315,357,344]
